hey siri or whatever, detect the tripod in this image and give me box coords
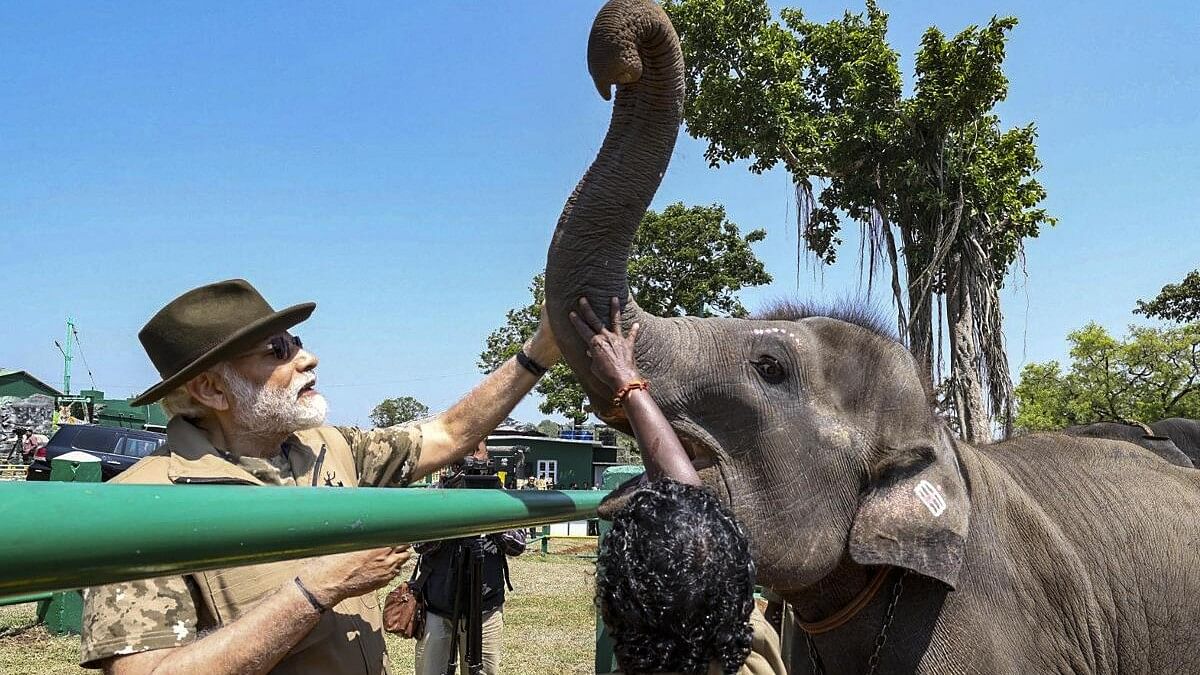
[443,538,485,675]
[4,430,28,465]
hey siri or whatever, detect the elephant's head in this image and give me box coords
[545,0,970,595]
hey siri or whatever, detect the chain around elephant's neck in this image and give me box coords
[799,565,894,634]
[803,568,909,675]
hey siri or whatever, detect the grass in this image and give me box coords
[0,549,598,675]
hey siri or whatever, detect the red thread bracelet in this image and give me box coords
[612,379,650,407]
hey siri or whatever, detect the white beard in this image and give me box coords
[216,363,328,436]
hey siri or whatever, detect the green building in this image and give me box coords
[0,370,168,434]
[0,370,62,399]
[79,390,169,432]
[1,369,61,441]
[486,425,621,489]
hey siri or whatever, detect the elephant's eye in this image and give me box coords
[751,356,787,384]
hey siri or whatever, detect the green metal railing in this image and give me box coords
[0,482,606,599]
[0,592,53,607]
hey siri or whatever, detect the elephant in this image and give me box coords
[1062,420,1195,467]
[544,1,1200,672]
[1150,417,1200,464]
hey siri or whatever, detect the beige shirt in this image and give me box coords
[79,417,422,673]
[606,608,787,675]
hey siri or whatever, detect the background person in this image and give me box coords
[22,431,48,463]
[79,279,559,675]
[410,443,526,675]
[411,517,527,674]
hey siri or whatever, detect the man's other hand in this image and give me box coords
[297,545,412,608]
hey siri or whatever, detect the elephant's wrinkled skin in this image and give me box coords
[545,1,1200,672]
[1063,420,1195,467]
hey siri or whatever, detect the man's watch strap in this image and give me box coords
[294,577,329,614]
[516,350,548,377]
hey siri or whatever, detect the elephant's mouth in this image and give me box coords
[675,425,736,507]
[596,425,725,520]
[675,424,724,475]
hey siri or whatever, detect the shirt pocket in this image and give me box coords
[198,559,343,656]
[196,560,298,623]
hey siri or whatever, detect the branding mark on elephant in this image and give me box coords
[915,480,947,517]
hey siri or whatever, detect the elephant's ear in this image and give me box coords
[848,428,970,589]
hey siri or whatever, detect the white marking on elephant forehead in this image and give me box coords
[914,480,947,517]
[172,621,189,641]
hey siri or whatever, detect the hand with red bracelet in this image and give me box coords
[569,296,643,393]
[570,296,700,486]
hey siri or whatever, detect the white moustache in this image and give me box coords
[291,375,317,395]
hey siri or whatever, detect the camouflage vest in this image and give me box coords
[112,417,390,675]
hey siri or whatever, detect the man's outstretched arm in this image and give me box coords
[99,547,410,675]
[412,314,560,481]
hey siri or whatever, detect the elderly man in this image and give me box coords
[79,279,560,675]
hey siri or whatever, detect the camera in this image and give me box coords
[441,445,527,490]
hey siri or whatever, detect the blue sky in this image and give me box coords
[2,1,1197,426]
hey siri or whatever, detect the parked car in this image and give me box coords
[26,424,166,481]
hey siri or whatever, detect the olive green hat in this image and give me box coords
[131,279,315,406]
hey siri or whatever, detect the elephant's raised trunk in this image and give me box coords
[544,0,685,423]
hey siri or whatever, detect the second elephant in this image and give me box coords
[1064,418,1200,467]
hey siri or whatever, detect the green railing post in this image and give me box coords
[39,451,102,635]
[0,592,53,607]
[540,524,550,555]
[594,465,644,674]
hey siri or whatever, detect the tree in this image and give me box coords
[630,203,770,317]
[536,419,562,437]
[479,203,771,423]
[369,396,429,428]
[662,0,1054,443]
[1135,270,1200,324]
[1013,322,1200,431]
[1010,362,1073,432]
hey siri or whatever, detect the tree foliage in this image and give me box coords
[663,0,1054,442]
[480,204,770,423]
[1013,322,1200,431]
[369,396,429,428]
[631,203,770,317]
[1135,269,1200,324]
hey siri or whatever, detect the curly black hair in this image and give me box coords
[596,478,756,675]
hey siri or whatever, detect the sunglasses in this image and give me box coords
[249,334,304,361]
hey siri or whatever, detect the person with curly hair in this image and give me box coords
[570,297,786,675]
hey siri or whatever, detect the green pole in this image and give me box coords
[541,524,550,555]
[595,465,644,674]
[0,483,606,598]
[38,451,103,634]
[0,592,53,607]
[62,317,75,395]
